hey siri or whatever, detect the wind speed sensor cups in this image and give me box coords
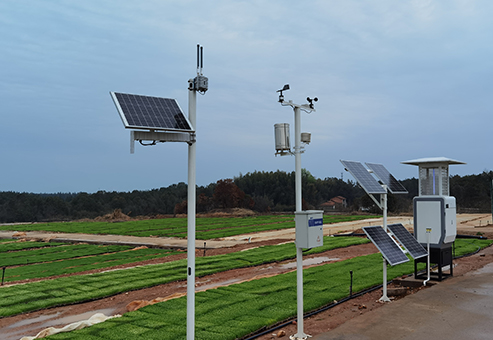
[306,97,318,109]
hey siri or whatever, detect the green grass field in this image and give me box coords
[0,241,180,283]
[0,215,372,239]
[0,236,369,317]
[1,214,489,340]
[45,238,493,340]
[1,237,490,321]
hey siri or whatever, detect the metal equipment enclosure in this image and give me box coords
[402,157,466,281]
[414,196,457,248]
[295,210,324,249]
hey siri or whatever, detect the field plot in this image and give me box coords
[3,215,488,340]
[0,241,179,283]
[0,215,372,239]
[0,236,369,318]
[44,238,493,340]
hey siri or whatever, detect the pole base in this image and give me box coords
[290,333,311,340]
[379,295,391,303]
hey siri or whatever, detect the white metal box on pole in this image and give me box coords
[414,196,456,248]
[295,210,324,249]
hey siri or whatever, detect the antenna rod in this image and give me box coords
[197,44,200,75]
[200,46,204,75]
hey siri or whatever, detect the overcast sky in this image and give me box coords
[1,0,491,193]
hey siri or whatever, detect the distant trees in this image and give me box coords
[451,171,493,212]
[0,170,491,223]
[212,179,254,210]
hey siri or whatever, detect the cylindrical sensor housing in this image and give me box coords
[274,123,290,153]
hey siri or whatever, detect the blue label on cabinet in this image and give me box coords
[308,218,323,227]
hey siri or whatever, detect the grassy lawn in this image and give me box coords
[0,215,372,239]
[46,238,493,340]
[0,240,181,283]
[0,236,369,317]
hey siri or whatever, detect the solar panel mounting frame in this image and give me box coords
[110,91,195,133]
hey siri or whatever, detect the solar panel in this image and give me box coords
[340,160,386,194]
[365,163,408,194]
[388,223,427,260]
[110,92,193,132]
[362,226,409,266]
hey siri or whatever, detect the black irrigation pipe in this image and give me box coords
[456,234,488,240]
[240,283,384,340]
[453,240,483,260]
[241,243,489,340]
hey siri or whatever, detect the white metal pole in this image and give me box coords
[187,82,197,340]
[382,189,388,232]
[293,105,306,339]
[379,189,390,303]
[294,106,302,212]
[424,228,431,286]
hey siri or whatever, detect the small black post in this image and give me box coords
[203,242,206,257]
[1,267,6,286]
[349,270,353,297]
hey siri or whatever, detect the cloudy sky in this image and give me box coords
[1,0,491,193]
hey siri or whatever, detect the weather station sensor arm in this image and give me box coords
[277,84,318,113]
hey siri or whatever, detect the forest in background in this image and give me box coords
[0,170,492,223]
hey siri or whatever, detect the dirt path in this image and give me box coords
[220,216,415,243]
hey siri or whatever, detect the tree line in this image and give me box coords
[0,170,491,223]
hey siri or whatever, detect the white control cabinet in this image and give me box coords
[414,196,456,248]
[295,210,324,249]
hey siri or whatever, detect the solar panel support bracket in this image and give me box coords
[132,130,193,142]
[129,130,194,153]
[367,192,384,210]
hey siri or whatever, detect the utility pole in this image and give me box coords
[187,44,208,340]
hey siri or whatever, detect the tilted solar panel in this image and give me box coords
[340,160,386,194]
[365,163,408,194]
[388,223,427,259]
[110,92,193,132]
[362,226,409,266]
